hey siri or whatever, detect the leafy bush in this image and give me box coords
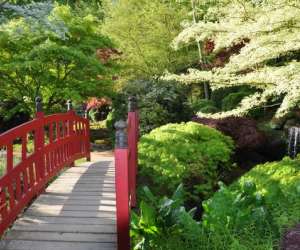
[221,90,253,111]
[202,156,300,249]
[131,185,202,250]
[193,116,266,150]
[211,86,254,109]
[138,122,234,206]
[110,79,193,135]
[190,99,219,114]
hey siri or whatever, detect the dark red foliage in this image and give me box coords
[86,97,112,111]
[281,224,300,250]
[192,116,266,150]
[96,48,122,64]
[197,38,250,70]
[203,39,215,55]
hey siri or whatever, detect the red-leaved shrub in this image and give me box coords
[192,116,266,150]
[281,224,300,250]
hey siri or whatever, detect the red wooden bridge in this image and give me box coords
[0,97,138,250]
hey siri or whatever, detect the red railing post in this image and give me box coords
[35,96,45,191]
[85,110,91,161]
[67,100,75,167]
[128,96,138,207]
[115,120,130,250]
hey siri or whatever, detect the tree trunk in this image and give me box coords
[191,0,210,100]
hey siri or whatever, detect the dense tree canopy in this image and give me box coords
[165,0,300,119]
[0,3,117,118]
[102,0,198,80]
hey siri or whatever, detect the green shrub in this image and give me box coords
[110,79,193,135]
[131,184,207,250]
[221,91,252,111]
[190,99,218,114]
[202,156,300,249]
[211,86,255,109]
[138,122,234,205]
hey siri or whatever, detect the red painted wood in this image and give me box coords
[128,111,138,207]
[115,148,130,250]
[115,108,140,250]
[6,144,13,172]
[0,110,90,236]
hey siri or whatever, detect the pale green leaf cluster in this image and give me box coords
[102,0,198,80]
[166,0,300,118]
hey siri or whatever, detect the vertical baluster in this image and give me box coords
[21,135,28,196]
[67,101,74,165]
[56,122,60,141]
[6,143,13,173]
[35,96,45,191]
[21,135,27,161]
[0,187,8,218]
[28,163,35,189]
[15,175,21,202]
[49,123,53,144]
[85,119,91,162]
[22,169,29,195]
[7,183,15,211]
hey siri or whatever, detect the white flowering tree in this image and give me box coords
[164,0,300,119]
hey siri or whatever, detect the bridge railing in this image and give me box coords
[0,98,90,235]
[115,96,139,250]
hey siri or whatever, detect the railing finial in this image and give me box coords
[128,96,137,112]
[35,96,43,113]
[67,99,73,111]
[115,120,128,149]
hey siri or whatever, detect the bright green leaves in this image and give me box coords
[131,184,199,250]
[0,3,117,117]
[202,156,300,248]
[138,122,234,205]
[102,0,197,80]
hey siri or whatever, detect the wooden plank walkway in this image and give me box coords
[0,152,117,250]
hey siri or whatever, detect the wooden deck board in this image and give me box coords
[0,153,117,250]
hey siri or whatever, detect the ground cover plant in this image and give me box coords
[201,156,300,249]
[133,154,300,250]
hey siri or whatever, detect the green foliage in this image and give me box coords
[131,185,202,250]
[110,79,193,135]
[221,89,254,111]
[191,99,219,114]
[138,122,234,205]
[0,4,117,117]
[102,0,198,80]
[202,156,300,249]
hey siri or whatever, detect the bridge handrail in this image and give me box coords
[0,98,90,235]
[115,96,139,250]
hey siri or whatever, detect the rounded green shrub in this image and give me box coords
[221,91,252,111]
[202,156,300,249]
[190,99,219,114]
[138,122,234,205]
